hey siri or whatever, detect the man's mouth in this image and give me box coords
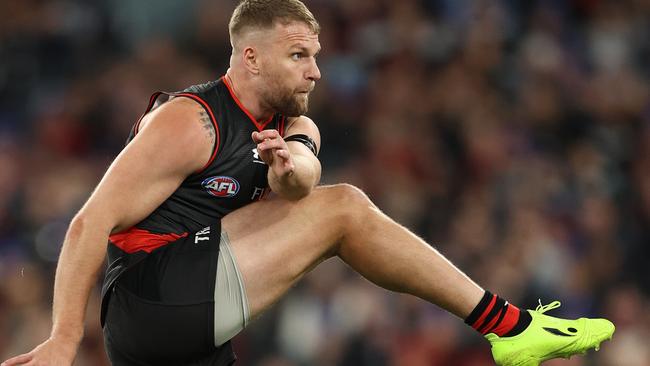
[297,85,315,94]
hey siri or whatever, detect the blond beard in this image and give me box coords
[260,73,309,117]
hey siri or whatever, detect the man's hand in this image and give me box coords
[2,337,77,366]
[252,130,295,179]
[252,117,321,200]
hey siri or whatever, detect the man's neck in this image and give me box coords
[224,70,273,122]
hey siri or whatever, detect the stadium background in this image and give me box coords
[1,0,649,365]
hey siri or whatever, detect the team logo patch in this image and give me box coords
[202,176,240,197]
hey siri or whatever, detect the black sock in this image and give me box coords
[464,291,532,337]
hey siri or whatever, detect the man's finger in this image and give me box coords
[257,147,273,164]
[260,129,279,138]
[252,130,279,143]
[275,149,290,160]
[2,353,33,366]
[257,139,286,152]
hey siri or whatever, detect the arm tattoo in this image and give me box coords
[198,110,216,144]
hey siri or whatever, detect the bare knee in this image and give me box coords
[319,182,370,203]
[319,183,376,226]
[315,184,388,260]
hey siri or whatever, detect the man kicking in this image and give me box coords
[2,0,614,365]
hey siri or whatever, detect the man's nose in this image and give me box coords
[306,58,321,81]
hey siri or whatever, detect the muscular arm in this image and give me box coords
[254,116,321,200]
[2,97,215,366]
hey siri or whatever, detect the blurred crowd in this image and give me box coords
[1,0,649,365]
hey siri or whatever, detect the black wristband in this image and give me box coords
[284,134,318,156]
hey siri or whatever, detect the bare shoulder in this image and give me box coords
[77,96,216,232]
[285,115,321,147]
[140,97,215,141]
[135,96,216,173]
[286,115,318,131]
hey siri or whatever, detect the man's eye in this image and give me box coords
[291,53,302,61]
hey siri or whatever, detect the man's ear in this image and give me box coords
[242,47,260,75]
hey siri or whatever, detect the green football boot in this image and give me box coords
[485,301,615,366]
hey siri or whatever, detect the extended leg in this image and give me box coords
[221,183,483,319]
[222,184,615,366]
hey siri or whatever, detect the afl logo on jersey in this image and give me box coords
[202,176,240,198]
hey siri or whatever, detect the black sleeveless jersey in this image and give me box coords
[109,76,286,251]
[101,77,286,323]
[125,76,285,238]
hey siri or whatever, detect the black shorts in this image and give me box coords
[102,224,236,365]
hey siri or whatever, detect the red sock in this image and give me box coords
[465,291,531,337]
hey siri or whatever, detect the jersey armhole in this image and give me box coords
[133,91,165,136]
[168,93,220,174]
[133,92,220,174]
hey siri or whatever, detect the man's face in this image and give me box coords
[258,21,321,117]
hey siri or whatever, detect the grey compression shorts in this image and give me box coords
[214,230,250,346]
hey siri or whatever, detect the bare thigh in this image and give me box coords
[222,183,482,321]
[221,184,347,318]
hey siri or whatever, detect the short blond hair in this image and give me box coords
[229,0,320,44]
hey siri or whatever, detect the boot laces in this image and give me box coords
[535,300,561,314]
